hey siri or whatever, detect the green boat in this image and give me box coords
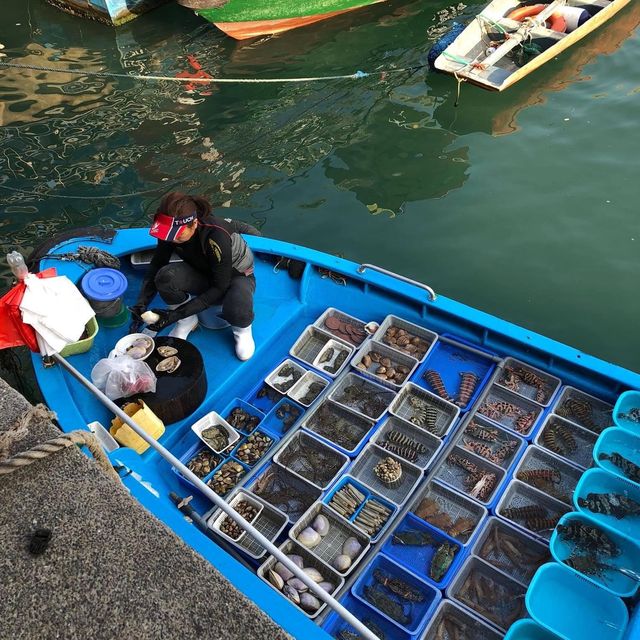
[177,0,386,39]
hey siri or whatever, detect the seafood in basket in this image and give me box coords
[328,482,393,538]
[413,496,477,543]
[461,418,521,467]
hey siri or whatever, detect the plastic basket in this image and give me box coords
[273,430,349,490]
[231,429,277,468]
[552,386,613,435]
[476,384,543,438]
[247,463,322,524]
[410,480,488,545]
[204,457,250,498]
[264,358,307,394]
[573,468,640,540]
[313,307,369,347]
[257,538,345,619]
[209,491,264,544]
[382,512,466,589]
[322,475,397,543]
[220,398,265,435]
[504,618,564,640]
[593,427,640,487]
[351,553,441,635]
[260,397,305,438]
[301,398,375,456]
[513,445,583,506]
[287,370,329,408]
[446,555,527,632]
[411,337,496,411]
[496,357,561,407]
[372,415,443,470]
[534,414,597,470]
[59,316,99,357]
[289,502,370,576]
[329,372,397,422]
[352,339,419,390]
[423,599,505,640]
[433,445,507,507]
[349,443,422,506]
[390,383,460,439]
[495,479,570,541]
[289,325,352,376]
[312,339,355,378]
[373,314,438,362]
[550,511,640,598]
[471,516,550,587]
[173,441,222,489]
[191,411,240,454]
[454,413,526,471]
[526,563,628,640]
[245,379,285,414]
[613,390,640,432]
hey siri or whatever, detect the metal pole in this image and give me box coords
[52,352,380,640]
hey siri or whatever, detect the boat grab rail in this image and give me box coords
[51,352,381,640]
[356,263,437,301]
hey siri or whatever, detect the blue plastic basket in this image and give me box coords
[245,378,285,414]
[259,397,305,438]
[381,511,467,589]
[505,619,564,640]
[351,553,441,635]
[171,440,223,491]
[526,563,629,640]
[594,427,640,487]
[573,468,640,540]
[230,429,278,468]
[410,336,496,411]
[612,390,640,432]
[219,398,265,435]
[550,511,640,598]
[322,475,398,543]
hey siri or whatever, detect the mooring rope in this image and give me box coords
[0,405,120,482]
[0,60,425,84]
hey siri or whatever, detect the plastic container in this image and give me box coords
[372,414,443,470]
[373,314,438,362]
[550,511,640,598]
[264,358,307,394]
[411,480,488,545]
[433,445,507,507]
[257,538,345,619]
[447,555,527,632]
[411,337,496,411]
[382,512,466,589]
[552,386,613,435]
[594,427,640,486]
[289,325,351,374]
[513,445,582,506]
[301,398,375,456]
[613,390,640,432]
[329,372,396,422]
[287,370,328,408]
[59,316,99,357]
[112,333,155,360]
[454,413,526,471]
[390,382,460,439]
[496,358,561,407]
[245,379,285,414]
[495,479,570,541]
[352,339,419,390]
[81,267,128,320]
[231,430,276,468]
[312,339,355,378]
[313,307,368,347]
[423,599,505,640]
[526,563,628,640]
[173,441,222,489]
[220,398,265,435]
[505,618,563,640]
[476,384,543,438]
[247,463,322,524]
[259,397,304,438]
[351,553,441,635]
[323,475,397,542]
[534,414,597,469]
[209,491,264,544]
[573,468,640,540]
[349,443,422,506]
[204,457,250,498]
[288,502,370,576]
[471,516,550,586]
[191,411,240,454]
[273,430,349,490]
[87,420,119,453]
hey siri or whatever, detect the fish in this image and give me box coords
[392,529,435,546]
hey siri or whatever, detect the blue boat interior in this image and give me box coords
[31,228,640,640]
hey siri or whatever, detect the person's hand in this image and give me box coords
[128,304,147,333]
[147,308,181,332]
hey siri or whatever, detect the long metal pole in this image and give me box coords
[52,352,380,640]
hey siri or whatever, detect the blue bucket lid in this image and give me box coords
[81,268,128,301]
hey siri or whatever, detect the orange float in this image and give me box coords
[506,3,567,32]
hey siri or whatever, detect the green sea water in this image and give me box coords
[1,0,639,382]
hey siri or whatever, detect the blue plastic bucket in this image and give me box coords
[81,267,128,320]
[613,390,640,432]
[526,563,628,640]
[594,427,640,487]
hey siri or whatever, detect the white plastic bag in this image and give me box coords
[91,355,157,400]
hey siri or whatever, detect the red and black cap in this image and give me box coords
[150,213,196,242]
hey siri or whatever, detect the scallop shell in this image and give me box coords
[157,345,178,357]
[156,356,181,373]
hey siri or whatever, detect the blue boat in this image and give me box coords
[29,227,640,640]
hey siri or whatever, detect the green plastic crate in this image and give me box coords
[60,316,99,357]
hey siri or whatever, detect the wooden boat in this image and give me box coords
[434,0,632,91]
[177,0,386,39]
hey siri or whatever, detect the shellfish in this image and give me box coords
[156,355,181,373]
[157,345,178,357]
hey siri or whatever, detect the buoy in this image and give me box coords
[506,4,567,32]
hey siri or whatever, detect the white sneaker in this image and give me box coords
[232,325,255,361]
[169,315,198,340]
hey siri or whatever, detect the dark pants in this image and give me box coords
[155,263,255,328]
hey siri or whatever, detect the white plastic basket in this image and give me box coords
[287,370,329,407]
[372,314,438,362]
[191,411,240,454]
[209,491,264,544]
